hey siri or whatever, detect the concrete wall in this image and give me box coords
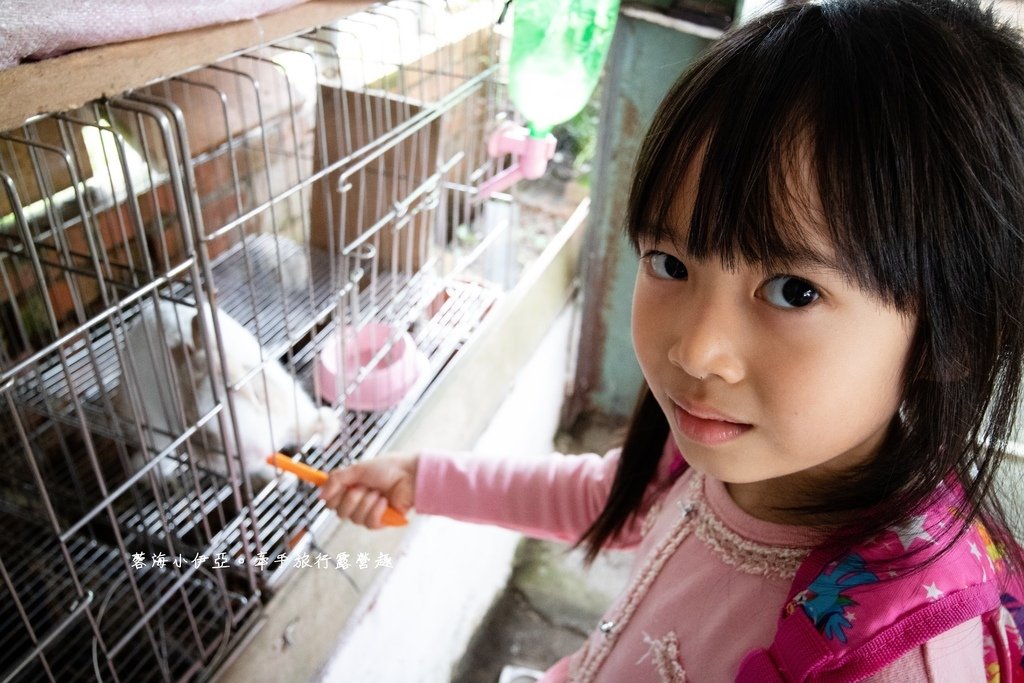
[566,10,713,426]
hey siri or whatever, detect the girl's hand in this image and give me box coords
[319,454,418,529]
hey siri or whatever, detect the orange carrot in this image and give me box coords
[267,452,330,486]
[266,453,408,527]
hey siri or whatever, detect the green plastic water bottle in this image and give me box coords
[506,0,621,138]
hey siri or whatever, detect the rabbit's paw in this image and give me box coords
[315,407,341,444]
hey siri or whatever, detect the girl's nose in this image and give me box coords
[668,300,745,384]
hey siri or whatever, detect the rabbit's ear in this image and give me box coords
[170,341,189,369]
[191,310,205,350]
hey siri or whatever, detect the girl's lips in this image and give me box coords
[674,403,752,446]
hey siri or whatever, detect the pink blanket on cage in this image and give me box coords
[0,0,309,70]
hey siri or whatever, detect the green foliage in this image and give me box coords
[551,82,602,185]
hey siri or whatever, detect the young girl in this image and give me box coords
[320,0,1024,679]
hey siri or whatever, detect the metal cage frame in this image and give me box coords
[0,2,516,680]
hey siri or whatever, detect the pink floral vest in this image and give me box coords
[736,482,1024,681]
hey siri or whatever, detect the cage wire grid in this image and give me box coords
[0,1,515,680]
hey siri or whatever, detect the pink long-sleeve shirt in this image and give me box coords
[414,444,985,682]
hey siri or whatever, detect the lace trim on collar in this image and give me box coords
[690,472,808,581]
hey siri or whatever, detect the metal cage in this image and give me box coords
[0,2,514,680]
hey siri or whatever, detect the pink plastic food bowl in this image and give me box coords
[316,322,428,411]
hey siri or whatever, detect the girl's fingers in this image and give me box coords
[318,455,419,527]
[368,497,390,529]
[331,485,368,521]
[318,475,347,508]
[324,487,386,529]
[352,491,386,529]
[319,466,362,502]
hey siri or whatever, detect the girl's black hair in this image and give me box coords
[579,0,1024,568]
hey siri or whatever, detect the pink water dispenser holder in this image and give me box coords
[477,121,557,200]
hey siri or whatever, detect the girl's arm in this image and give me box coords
[414,447,671,548]
[321,442,679,547]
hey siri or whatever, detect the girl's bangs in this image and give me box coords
[627,3,921,310]
[634,108,829,277]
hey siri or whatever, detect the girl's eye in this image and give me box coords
[646,252,688,280]
[762,276,820,309]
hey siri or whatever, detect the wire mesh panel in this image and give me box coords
[0,1,512,680]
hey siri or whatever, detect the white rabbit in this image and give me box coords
[117,300,340,490]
